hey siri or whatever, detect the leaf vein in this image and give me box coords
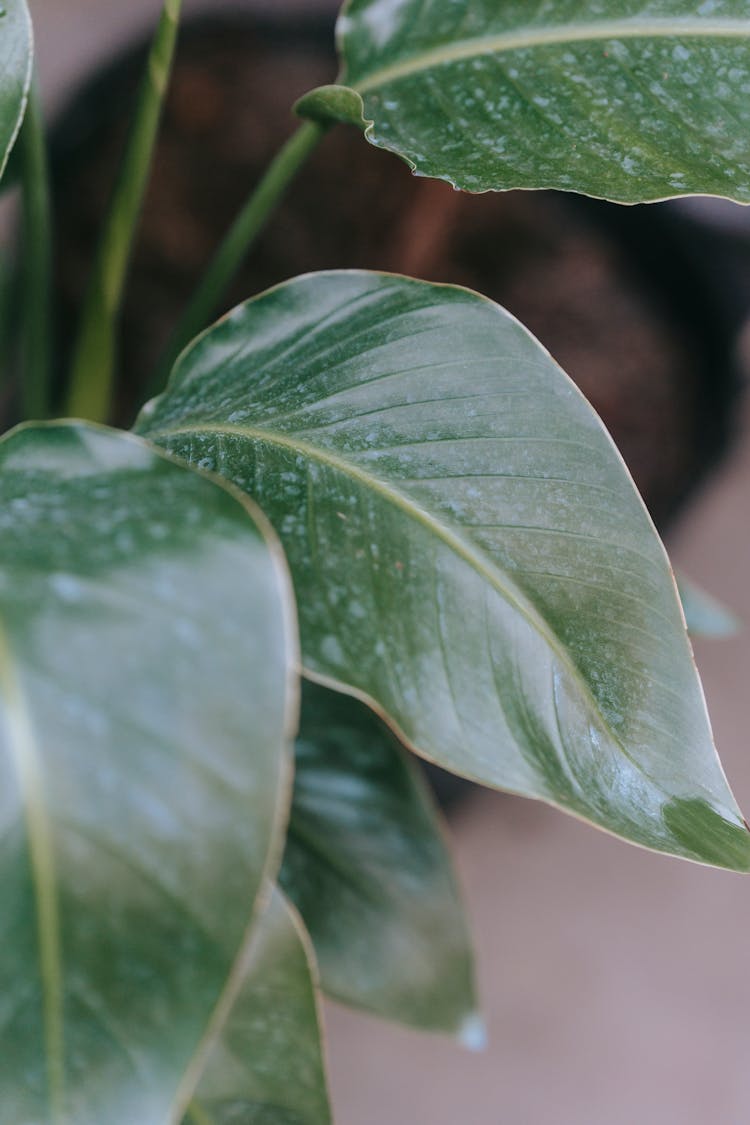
[352,18,750,93]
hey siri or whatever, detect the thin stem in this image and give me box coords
[19,75,53,421]
[0,253,17,405]
[148,119,327,396]
[65,0,183,423]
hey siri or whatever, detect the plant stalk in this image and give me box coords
[65,0,183,423]
[19,75,53,421]
[149,119,327,395]
[0,248,17,410]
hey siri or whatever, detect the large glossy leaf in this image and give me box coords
[0,423,297,1124]
[297,0,750,202]
[0,0,32,179]
[280,681,477,1035]
[185,887,331,1125]
[137,270,750,869]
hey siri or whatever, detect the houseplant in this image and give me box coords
[46,9,742,532]
[2,1,750,1121]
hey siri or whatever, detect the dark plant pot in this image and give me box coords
[45,9,749,805]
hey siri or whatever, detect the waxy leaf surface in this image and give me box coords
[138,271,750,869]
[281,681,476,1034]
[300,0,750,202]
[0,0,32,178]
[186,886,331,1125]
[0,423,297,1124]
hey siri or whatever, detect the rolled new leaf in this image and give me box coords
[185,887,331,1125]
[0,423,297,1124]
[137,270,750,869]
[297,0,750,203]
[281,680,477,1035]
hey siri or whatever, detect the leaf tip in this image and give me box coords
[676,575,743,639]
[663,797,750,872]
[458,1012,487,1053]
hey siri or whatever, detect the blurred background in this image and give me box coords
[21,0,750,1120]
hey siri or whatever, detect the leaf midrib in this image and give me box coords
[154,420,650,779]
[0,617,65,1121]
[349,16,750,94]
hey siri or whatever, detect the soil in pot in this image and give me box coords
[47,10,741,532]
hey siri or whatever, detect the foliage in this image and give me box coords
[302,0,750,200]
[1,0,749,1120]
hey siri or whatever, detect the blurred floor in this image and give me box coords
[24,2,750,1121]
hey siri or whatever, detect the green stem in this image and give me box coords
[0,252,17,405]
[148,119,327,396]
[65,0,183,423]
[19,75,53,421]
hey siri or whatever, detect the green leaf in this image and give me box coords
[0,422,297,1124]
[137,270,750,870]
[281,681,477,1036]
[300,0,750,202]
[186,886,331,1125]
[0,0,32,179]
[677,572,741,638]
